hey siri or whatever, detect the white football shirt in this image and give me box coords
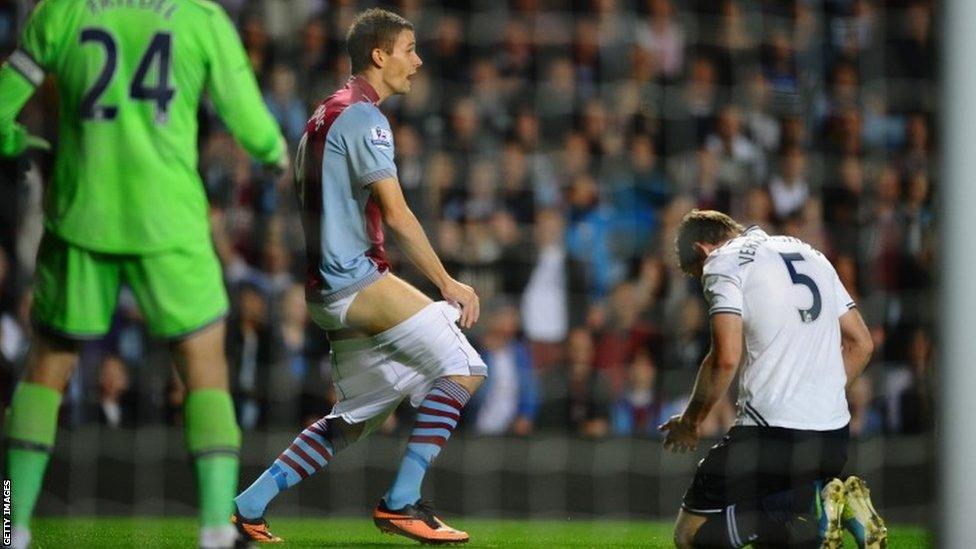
[702,226,855,431]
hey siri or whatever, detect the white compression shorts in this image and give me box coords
[325,301,488,435]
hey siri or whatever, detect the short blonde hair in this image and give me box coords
[674,210,745,273]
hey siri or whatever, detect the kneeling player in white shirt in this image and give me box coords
[660,210,887,548]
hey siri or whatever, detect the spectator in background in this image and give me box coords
[275,283,331,427]
[472,304,539,436]
[97,355,132,429]
[677,147,730,213]
[444,97,494,166]
[294,18,331,97]
[611,134,669,260]
[661,296,707,377]
[861,165,902,297]
[760,29,799,97]
[272,284,310,419]
[260,238,294,300]
[898,171,934,296]
[824,155,867,255]
[637,0,685,82]
[716,0,757,67]
[572,20,602,99]
[425,14,468,89]
[740,72,781,154]
[536,58,578,139]
[264,64,309,146]
[240,11,275,82]
[470,58,509,137]
[898,113,933,179]
[666,55,719,152]
[490,210,533,301]
[510,109,560,207]
[521,209,588,369]
[768,146,809,220]
[594,281,656,395]
[499,143,537,224]
[611,348,663,436]
[885,326,934,434]
[227,281,275,430]
[536,326,612,437]
[887,1,934,82]
[740,186,775,230]
[566,327,611,437]
[848,375,883,439]
[566,173,624,298]
[496,20,536,92]
[706,105,766,193]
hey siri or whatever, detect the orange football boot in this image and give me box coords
[231,509,283,543]
[373,499,469,545]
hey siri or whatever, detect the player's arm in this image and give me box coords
[202,5,286,169]
[831,267,873,388]
[840,308,873,389]
[661,268,743,452]
[660,313,743,453]
[0,2,53,158]
[370,177,480,328]
[685,313,743,426]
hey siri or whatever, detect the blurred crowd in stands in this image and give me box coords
[0,0,936,440]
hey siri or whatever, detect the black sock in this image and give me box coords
[691,484,818,548]
[692,503,760,548]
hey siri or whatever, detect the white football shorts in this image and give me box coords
[306,292,358,332]
[325,301,488,435]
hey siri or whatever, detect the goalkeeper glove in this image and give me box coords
[1,122,50,158]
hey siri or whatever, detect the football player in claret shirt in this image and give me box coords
[0,1,287,547]
[661,210,887,548]
[232,8,486,546]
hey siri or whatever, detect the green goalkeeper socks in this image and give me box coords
[184,389,241,527]
[194,455,239,527]
[4,382,62,527]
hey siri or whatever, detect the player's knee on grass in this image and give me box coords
[184,389,241,456]
[673,510,707,549]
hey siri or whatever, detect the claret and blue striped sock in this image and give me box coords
[235,417,336,519]
[384,378,471,510]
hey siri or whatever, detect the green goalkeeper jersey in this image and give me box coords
[0,0,286,253]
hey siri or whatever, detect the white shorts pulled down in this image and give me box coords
[307,292,358,332]
[324,301,487,435]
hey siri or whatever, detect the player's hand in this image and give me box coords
[440,279,480,329]
[1,124,49,185]
[659,414,700,454]
[1,123,50,158]
[264,151,290,178]
[263,137,290,178]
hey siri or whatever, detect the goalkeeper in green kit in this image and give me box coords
[0,1,288,547]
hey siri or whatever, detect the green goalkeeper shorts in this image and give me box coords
[32,231,229,340]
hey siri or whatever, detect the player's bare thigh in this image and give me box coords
[673,509,708,549]
[23,333,80,391]
[169,320,229,391]
[340,273,433,336]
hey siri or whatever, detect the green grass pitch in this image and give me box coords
[32,517,932,548]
